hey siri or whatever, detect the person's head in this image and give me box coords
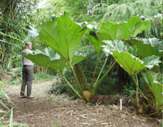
[24,42,32,49]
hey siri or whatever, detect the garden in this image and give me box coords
[0,0,162,127]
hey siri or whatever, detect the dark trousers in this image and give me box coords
[20,65,33,96]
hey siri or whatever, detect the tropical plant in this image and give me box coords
[26,15,157,104]
[27,14,88,98]
[86,15,162,110]
[103,41,161,108]
[142,71,163,113]
[99,17,162,111]
[27,14,117,101]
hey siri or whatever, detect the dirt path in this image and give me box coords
[5,80,160,127]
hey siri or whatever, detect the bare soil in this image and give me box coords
[4,80,160,127]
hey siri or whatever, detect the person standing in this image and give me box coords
[20,42,34,99]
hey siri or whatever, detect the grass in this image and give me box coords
[0,108,28,127]
[34,72,54,81]
[0,81,6,99]
[0,122,28,127]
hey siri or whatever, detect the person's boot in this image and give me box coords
[20,92,26,98]
[26,96,34,99]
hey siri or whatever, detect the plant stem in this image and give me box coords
[132,75,140,108]
[70,64,83,91]
[73,64,88,89]
[92,53,102,80]
[96,61,116,86]
[62,75,82,98]
[93,56,108,94]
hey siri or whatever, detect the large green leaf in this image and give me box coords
[127,16,151,37]
[143,55,161,69]
[38,14,85,64]
[72,56,86,65]
[112,51,145,75]
[27,53,66,72]
[143,72,163,110]
[129,39,163,57]
[102,40,128,56]
[102,41,161,73]
[150,83,163,110]
[98,16,150,40]
[89,16,150,52]
[98,21,129,40]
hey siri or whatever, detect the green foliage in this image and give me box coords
[28,15,87,72]
[98,16,150,40]
[122,83,135,96]
[0,88,12,111]
[34,72,53,80]
[113,51,145,75]
[63,0,88,21]
[28,53,66,72]
[102,0,162,39]
[130,39,163,57]
[100,16,162,111]
[104,48,160,75]
[49,82,75,97]
[103,42,161,111]
[143,56,161,69]
[0,0,37,69]
[103,40,128,54]
[0,0,162,122]
[0,81,6,98]
[27,15,117,100]
[104,0,162,21]
[143,72,163,112]
[0,109,28,127]
[27,15,157,104]
[33,0,66,23]
[89,16,151,53]
[27,15,88,98]
[38,14,86,65]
